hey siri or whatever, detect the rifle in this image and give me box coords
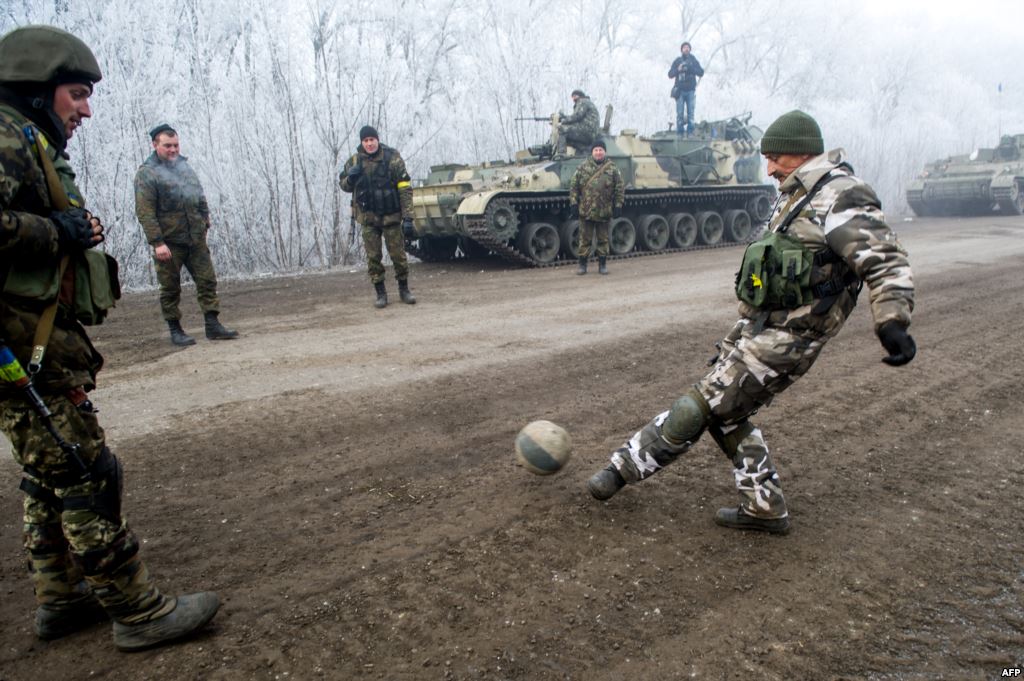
[349,201,357,248]
[0,341,90,482]
[515,116,555,122]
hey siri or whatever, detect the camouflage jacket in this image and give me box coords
[745,149,914,337]
[569,157,625,221]
[134,152,210,246]
[0,104,102,397]
[339,144,413,228]
[561,97,600,133]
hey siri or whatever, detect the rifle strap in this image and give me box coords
[583,160,614,194]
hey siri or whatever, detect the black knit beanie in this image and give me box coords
[359,125,379,141]
[591,140,606,151]
[760,110,823,155]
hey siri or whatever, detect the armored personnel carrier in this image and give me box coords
[906,134,1024,217]
[407,110,776,266]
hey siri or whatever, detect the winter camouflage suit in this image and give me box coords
[340,144,414,284]
[0,103,172,625]
[558,96,600,154]
[134,153,221,321]
[569,156,624,257]
[604,149,915,522]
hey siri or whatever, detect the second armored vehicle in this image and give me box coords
[407,111,776,266]
[906,134,1024,217]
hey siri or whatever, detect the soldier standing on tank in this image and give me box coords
[569,140,624,275]
[340,125,417,308]
[586,110,917,535]
[0,24,219,650]
[556,90,600,157]
[134,124,238,346]
[668,42,704,136]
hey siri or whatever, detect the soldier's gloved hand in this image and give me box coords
[570,205,579,219]
[51,208,101,251]
[401,218,416,238]
[877,320,917,366]
[346,165,362,180]
[613,206,622,219]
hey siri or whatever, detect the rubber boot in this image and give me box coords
[373,281,388,309]
[35,594,109,641]
[167,320,196,347]
[398,279,416,305]
[203,312,239,340]
[576,256,587,275]
[112,592,220,652]
[587,464,625,501]
[598,256,608,275]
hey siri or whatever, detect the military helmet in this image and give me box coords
[0,25,102,86]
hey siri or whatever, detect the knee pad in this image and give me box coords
[661,387,710,445]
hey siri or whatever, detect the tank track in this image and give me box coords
[463,187,772,268]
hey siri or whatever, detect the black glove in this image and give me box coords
[569,205,579,219]
[346,165,363,181]
[613,206,622,219]
[51,208,97,251]
[877,320,916,366]
[401,218,416,238]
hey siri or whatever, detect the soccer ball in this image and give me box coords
[515,420,572,475]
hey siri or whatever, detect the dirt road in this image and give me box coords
[2,215,1023,680]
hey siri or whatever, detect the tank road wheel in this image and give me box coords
[516,222,560,264]
[609,217,637,255]
[559,219,581,258]
[635,214,670,251]
[723,209,753,242]
[667,212,697,248]
[484,199,520,241]
[695,211,724,245]
[746,194,773,223]
[1001,182,1024,215]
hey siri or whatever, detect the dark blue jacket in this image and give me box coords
[668,54,704,92]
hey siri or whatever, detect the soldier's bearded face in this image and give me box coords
[362,137,379,154]
[153,134,181,162]
[52,83,92,140]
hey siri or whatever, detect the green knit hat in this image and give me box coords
[760,110,823,155]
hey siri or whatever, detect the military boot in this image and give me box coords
[598,256,609,275]
[714,507,791,535]
[587,464,625,501]
[36,595,109,641]
[204,312,239,340]
[714,430,790,534]
[167,320,196,347]
[398,279,416,305]
[112,592,220,652]
[576,256,587,275]
[373,281,388,309]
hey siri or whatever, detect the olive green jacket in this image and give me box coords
[134,152,210,246]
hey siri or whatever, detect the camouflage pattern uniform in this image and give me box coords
[134,153,221,321]
[340,144,414,284]
[0,103,172,625]
[606,149,915,520]
[559,96,600,154]
[569,156,624,257]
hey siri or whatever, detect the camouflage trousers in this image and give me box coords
[155,239,221,321]
[0,394,171,624]
[557,125,596,155]
[578,219,610,258]
[609,317,832,518]
[362,223,409,284]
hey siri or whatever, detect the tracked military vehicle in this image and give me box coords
[407,110,776,266]
[906,134,1024,217]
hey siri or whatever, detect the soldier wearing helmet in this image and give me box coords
[0,25,219,651]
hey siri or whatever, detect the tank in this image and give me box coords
[407,110,776,266]
[906,134,1024,217]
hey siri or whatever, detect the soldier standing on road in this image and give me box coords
[556,90,600,157]
[668,42,704,136]
[569,140,624,275]
[340,125,417,309]
[587,110,917,535]
[134,124,238,346]
[0,25,219,651]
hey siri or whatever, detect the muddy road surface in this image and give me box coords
[2,215,1023,680]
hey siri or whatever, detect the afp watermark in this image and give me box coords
[1001,668,1022,677]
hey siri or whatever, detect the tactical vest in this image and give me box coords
[354,148,401,217]
[735,172,858,310]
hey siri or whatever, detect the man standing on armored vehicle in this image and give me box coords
[341,125,417,309]
[569,141,624,275]
[0,24,219,651]
[556,90,600,157]
[134,124,238,346]
[668,42,704,136]
[587,110,917,535]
